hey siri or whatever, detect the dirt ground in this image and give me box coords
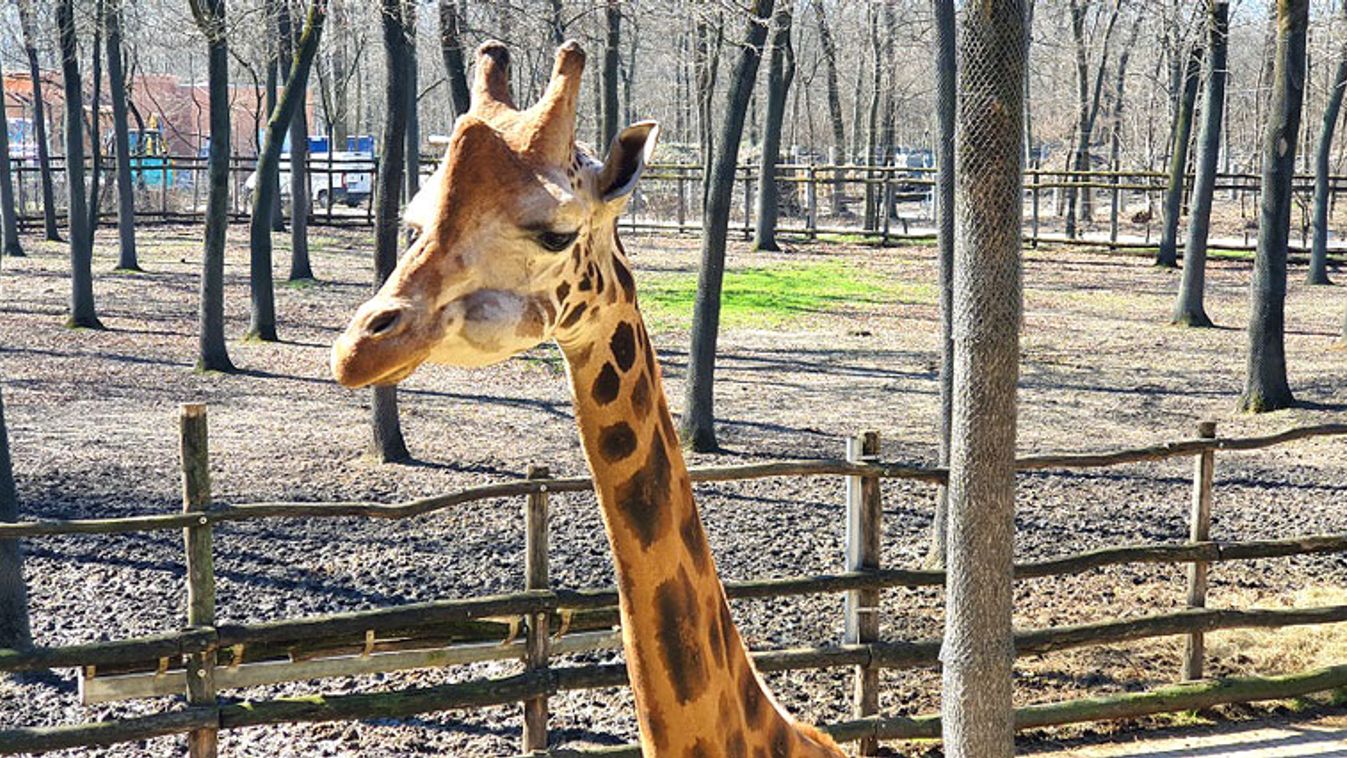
[1,223,1346,757]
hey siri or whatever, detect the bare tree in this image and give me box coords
[57,0,103,330]
[0,56,22,258]
[0,389,29,652]
[18,0,59,243]
[105,0,139,271]
[752,3,793,252]
[1240,0,1308,414]
[1173,0,1229,327]
[942,1,1027,755]
[283,0,315,282]
[809,0,846,211]
[439,0,471,117]
[247,0,329,342]
[602,0,621,149]
[1308,0,1347,285]
[926,0,957,569]
[370,0,412,463]
[682,0,775,452]
[190,0,236,373]
[1156,40,1203,268]
[1063,0,1120,239]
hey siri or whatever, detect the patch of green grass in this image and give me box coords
[639,260,932,331]
[282,277,320,290]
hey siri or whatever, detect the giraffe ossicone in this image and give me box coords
[331,40,844,758]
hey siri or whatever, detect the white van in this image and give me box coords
[244,151,375,209]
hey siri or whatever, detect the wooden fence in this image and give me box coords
[0,407,1345,756]
[11,155,1347,255]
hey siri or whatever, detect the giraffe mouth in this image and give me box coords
[330,329,430,389]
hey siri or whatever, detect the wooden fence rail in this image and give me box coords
[0,409,1343,755]
[12,156,1347,253]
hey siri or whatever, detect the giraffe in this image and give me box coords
[330,41,845,758]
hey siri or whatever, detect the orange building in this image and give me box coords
[4,69,309,158]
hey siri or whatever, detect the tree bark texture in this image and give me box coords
[808,0,847,211]
[57,0,102,330]
[192,0,235,373]
[926,0,957,570]
[1157,43,1203,268]
[1307,0,1347,285]
[0,389,30,651]
[283,0,314,282]
[752,5,793,253]
[602,0,622,150]
[0,56,22,258]
[941,2,1026,756]
[1174,1,1229,327]
[19,0,60,243]
[247,0,327,342]
[1240,0,1307,414]
[105,0,139,270]
[86,14,104,237]
[438,0,471,118]
[372,0,412,463]
[682,0,775,453]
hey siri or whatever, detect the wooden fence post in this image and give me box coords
[1183,420,1217,682]
[676,166,687,233]
[1031,159,1041,248]
[743,165,754,240]
[522,465,550,752]
[845,431,881,756]
[806,162,818,240]
[180,403,218,758]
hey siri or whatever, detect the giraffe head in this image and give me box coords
[331,40,657,388]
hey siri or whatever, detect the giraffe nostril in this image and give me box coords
[364,309,403,337]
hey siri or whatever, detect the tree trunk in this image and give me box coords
[1307,0,1347,285]
[1240,0,1307,414]
[192,0,235,373]
[752,5,793,253]
[693,14,723,213]
[941,3,1027,756]
[19,0,60,243]
[438,0,471,118]
[548,0,564,44]
[0,389,30,652]
[247,0,327,342]
[371,0,412,463]
[57,0,102,330]
[1157,42,1204,268]
[1064,0,1120,238]
[265,0,285,234]
[404,9,420,203]
[602,0,621,149]
[284,0,314,282]
[863,3,882,230]
[0,55,22,258]
[86,8,104,236]
[809,0,847,213]
[105,0,138,270]
[1174,0,1229,327]
[682,0,776,453]
[926,0,957,570]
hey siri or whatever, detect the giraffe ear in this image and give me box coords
[598,121,659,202]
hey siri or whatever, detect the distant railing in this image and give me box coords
[11,155,1347,253]
[0,406,1344,755]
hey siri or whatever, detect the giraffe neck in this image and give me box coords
[556,243,839,756]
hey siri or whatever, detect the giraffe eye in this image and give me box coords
[536,230,579,252]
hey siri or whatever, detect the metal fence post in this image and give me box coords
[845,431,881,756]
[180,403,218,757]
[1183,420,1217,682]
[523,465,551,752]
